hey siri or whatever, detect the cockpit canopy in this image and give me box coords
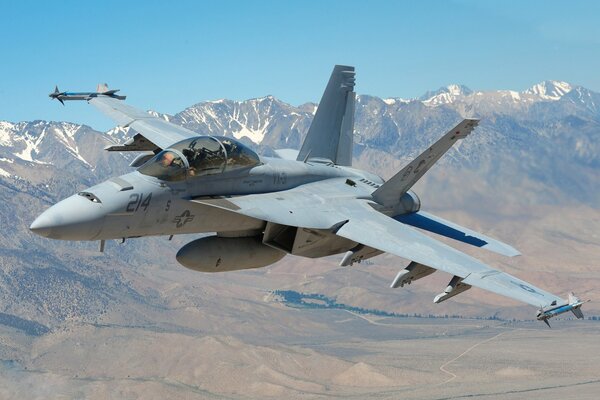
[138,136,260,181]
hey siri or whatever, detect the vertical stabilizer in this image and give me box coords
[297,65,355,166]
[337,91,355,166]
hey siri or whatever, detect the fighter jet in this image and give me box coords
[32,66,585,323]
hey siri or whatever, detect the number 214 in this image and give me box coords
[126,193,152,212]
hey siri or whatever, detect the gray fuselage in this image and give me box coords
[30,156,384,241]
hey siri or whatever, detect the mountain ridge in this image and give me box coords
[1,81,599,206]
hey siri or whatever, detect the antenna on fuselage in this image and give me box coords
[302,149,312,163]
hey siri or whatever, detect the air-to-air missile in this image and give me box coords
[537,292,586,327]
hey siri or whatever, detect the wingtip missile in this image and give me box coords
[48,84,126,105]
[536,292,587,327]
[49,85,66,105]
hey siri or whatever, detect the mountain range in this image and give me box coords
[3,79,598,203]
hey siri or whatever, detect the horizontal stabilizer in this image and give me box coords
[394,211,520,257]
[373,119,479,207]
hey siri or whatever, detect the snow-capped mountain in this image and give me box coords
[0,121,87,165]
[171,96,314,149]
[420,84,474,106]
[524,80,573,100]
[0,120,131,203]
[403,81,578,109]
[561,86,600,114]
[1,81,598,203]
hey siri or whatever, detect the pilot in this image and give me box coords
[160,152,176,167]
[222,139,240,165]
[182,147,207,176]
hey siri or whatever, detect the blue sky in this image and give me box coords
[1,0,599,130]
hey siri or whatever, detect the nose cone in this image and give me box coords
[30,194,105,240]
[29,213,54,237]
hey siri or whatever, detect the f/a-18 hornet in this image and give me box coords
[35,66,585,325]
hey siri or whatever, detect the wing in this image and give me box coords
[191,178,362,230]
[90,96,197,150]
[49,84,197,150]
[335,200,563,308]
[194,181,564,309]
[394,211,520,257]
